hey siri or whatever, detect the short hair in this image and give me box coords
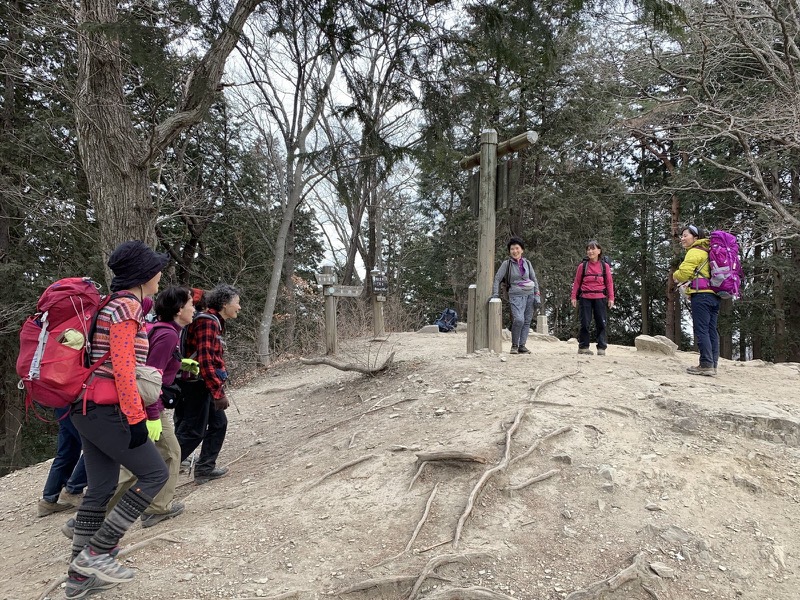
[154,286,192,322]
[683,224,704,238]
[207,284,240,311]
[507,236,525,251]
[586,240,604,258]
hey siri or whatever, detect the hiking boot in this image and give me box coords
[37,498,75,517]
[70,546,135,583]
[179,458,192,473]
[140,501,185,528]
[65,573,118,599]
[577,348,594,355]
[517,345,531,354]
[510,345,519,354]
[62,517,75,539]
[596,348,606,356]
[194,466,229,485]
[59,489,84,508]
[686,365,716,377]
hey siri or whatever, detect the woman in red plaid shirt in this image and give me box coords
[175,284,241,484]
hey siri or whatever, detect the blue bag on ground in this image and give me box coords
[434,308,458,333]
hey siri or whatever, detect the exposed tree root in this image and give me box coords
[409,461,429,491]
[508,426,572,467]
[505,468,560,491]
[307,454,377,488]
[374,483,441,567]
[336,574,451,595]
[452,371,578,549]
[299,351,395,375]
[421,587,517,600]
[408,553,492,600]
[565,552,667,600]
[307,397,417,440]
[415,451,487,464]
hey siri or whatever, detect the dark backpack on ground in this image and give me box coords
[16,278,122,418]
[576,256,611,298]
[435,308,458,333]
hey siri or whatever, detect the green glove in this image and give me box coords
[180,358,200,376]
[146,419,162,442]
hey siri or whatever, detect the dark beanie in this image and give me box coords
[108,241,170,292]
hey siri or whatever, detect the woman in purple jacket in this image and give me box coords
[108,286,194,527]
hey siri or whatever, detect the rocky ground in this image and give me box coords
[2,329,799,600]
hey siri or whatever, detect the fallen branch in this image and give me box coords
[307,397,417,440]
[421,587,517,600]
[348,431,359,449]
[307,454,377,488]
[408,553,492,600]
[419,539,452,553]
[226,449,251,468]
[505,468,560,491]
[299,351,395,375]
[596,406,631,418]
[565,552,666,600]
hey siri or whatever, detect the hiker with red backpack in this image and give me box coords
[571,240,615,356]
[674,225,721,377]
[63,241,171,597]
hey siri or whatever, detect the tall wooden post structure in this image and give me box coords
[460,130,538,352]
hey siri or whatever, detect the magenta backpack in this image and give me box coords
[707,230,742,299]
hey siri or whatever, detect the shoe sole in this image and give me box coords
[141,505,185,528]
[70,563,134,584]
[66,580,118,599]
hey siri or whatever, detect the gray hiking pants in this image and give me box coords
[509,294,536,347]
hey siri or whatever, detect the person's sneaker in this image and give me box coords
[597,348,606,356]
[686,365,716,377]
[70,546,135,583]
[65,573,118,599]
[517,345,531,354]
[59,489,84,508]
[179,458,192,473]
[194,466,229,485]
[510,345,519,354]
[37,498,74,517]
[140,501,185,528]
[62,517,75,539]
[577,348,594,355]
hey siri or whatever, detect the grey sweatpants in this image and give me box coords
[508,294,536,347]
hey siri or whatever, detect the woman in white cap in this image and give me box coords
[64,240,170,598]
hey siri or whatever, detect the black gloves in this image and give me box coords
[128,420,149,448]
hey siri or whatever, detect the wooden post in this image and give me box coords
[467,284,477,354]
[460,130,537,354]
[371,269,386,339]
[488,298,502,353]
[474,129,498,351]
[322,265,338,355]
[537,313,548,335]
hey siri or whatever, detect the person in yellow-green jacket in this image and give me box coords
[673,225,720,377]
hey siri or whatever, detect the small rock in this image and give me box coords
[646,503,665,511]
[551,453,573,465]
[597,465,616,481]
[597,499,606,512]
[650,562,676,578]
[434,408,447,416]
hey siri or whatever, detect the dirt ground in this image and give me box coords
[2,329,799,600]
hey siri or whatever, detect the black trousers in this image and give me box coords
[175,379,227,474]
[578,297,608,350]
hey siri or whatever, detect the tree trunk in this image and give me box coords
[719,299,733,359]
[665,194,681,342]
[282,218,297,351]
[773,240,786,362]
[752,243,763,360]
[639,200,649,334]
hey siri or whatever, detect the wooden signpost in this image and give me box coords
[460,130,538,353]
[314,266,389,354]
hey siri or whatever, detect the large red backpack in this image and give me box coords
[16,277,113,415]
